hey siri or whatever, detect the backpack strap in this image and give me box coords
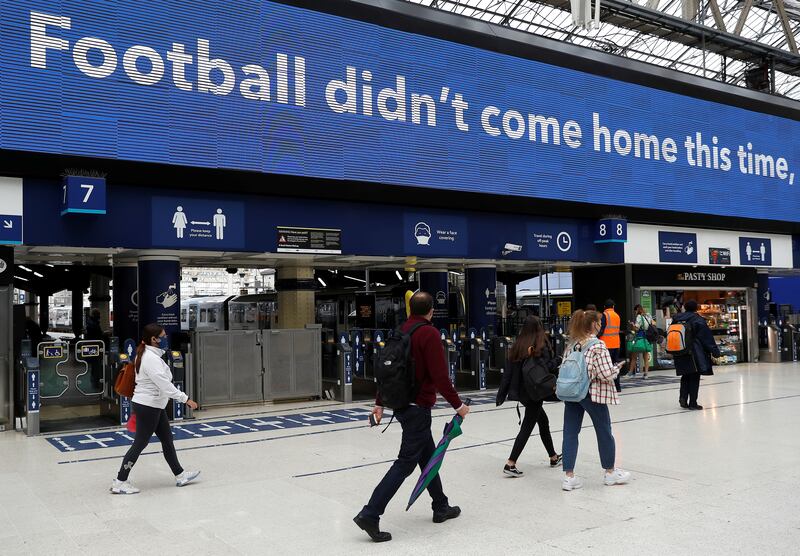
[406,321,431,336]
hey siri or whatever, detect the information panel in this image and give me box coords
[2,2,799,221]
[277,226,342,254]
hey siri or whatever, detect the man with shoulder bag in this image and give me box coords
[354,292,469,543]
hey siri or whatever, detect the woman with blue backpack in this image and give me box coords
[496,316,562,477]
[557,310,630,491]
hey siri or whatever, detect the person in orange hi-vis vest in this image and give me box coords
[597,299,622,393]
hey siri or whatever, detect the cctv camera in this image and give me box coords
[503,243,522,253]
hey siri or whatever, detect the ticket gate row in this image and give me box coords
[322,329,390,402]
[20,337,187,435]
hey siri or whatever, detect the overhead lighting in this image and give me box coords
[18,265,32,273]
[45,264,55,268]
[344,275,366,283]
[375,282,386,287]
[317,277,327,287]
[33,272,44,278]
[449,271,463,276]
[395,270,403,281]
[14,275,28,282]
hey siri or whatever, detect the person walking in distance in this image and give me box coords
[671,300,720,410]
[496,316,562,477]
[561,310,630,491]
[597,299,622,392]
[354,292,469,543]
[628,304,653,378]
[110,323,200,494]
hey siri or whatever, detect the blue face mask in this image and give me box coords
[158,335,169,351]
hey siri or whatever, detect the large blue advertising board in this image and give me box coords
[4,1,799,222]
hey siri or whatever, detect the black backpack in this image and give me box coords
[375,322,428,410]
[521,346,557,402]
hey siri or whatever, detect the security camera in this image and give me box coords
[502,243,523,256]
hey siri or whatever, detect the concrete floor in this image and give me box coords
[1,362,799,555]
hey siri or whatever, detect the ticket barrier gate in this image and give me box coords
[371,330,387,378]
[24,337,119,435]
[550,324,567,359]
[324,333,353,403]
[780,324,798,362]
[441,329,458,386]
[456,328,488,391]
[167,350,187,421]
[759,323,781,363]
[487,329,511,387]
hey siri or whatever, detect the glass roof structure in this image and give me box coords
[400,0,800,100]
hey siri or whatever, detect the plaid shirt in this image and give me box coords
[585,341,620,405]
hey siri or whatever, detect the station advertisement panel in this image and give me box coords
[1,1,799,221]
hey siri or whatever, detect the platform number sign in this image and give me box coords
[595,218,627,244]
[61,176,107,215]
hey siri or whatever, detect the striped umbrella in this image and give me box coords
[406,399,471,511]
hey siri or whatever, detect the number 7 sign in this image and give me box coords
[61,176,106,215]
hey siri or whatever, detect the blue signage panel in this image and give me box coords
[3,2,799,222]
[658,231,698,263]
[595,218,627,244]
[0,215,23,245]
[137,259,181,335]
[466,268,497,332]
[739,237,772,266]
[27,370,40,413]
[120,396,131,425]
[152,197,245,250]
[61,176,106,215]
[527,222,579,260]
[404,213,468,257]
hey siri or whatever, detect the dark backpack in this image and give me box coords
[375,322,428,410]
[521,353,557,402]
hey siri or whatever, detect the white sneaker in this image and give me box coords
[176,470,201,487]
[604,469,631,486]
[561,475,583,491]
[110,479,140,494]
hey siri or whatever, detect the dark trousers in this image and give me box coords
[680,373,701,405]
[362,405,448,520]
[608,348,621,392]
[117,402,183,481]
[509,401,556,463]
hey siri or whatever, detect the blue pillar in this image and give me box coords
[419,270,449,330]
[137,255,181,342]
[113,262,139,344]
[466,266,497,333]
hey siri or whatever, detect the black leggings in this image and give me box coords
[509,401,557,463]
[117,402,183,481]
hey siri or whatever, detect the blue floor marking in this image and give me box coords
[46,378,680,453]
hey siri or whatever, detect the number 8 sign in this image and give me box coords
[61,176,107,215]
[595,218,627,244]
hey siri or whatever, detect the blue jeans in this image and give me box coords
[562,394,616,472]
[361,405,449,520]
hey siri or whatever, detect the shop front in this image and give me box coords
[632,266,759,369]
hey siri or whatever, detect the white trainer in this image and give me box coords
[561,475,583,491]
[176,470,201,487]
[110,479,140,494]
[604,469,631,486]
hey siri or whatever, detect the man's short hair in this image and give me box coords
[410,291,434,316]
[604,299,615,309]
[684,300,698,312]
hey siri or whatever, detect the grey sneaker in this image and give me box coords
[110,479,140,494]
[176,470,201,487]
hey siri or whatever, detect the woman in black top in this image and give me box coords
[496,316,562,477]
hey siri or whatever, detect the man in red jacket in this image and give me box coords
[354,292,470,543]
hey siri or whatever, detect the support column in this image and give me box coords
[113,262,139,343]
[89,274,111,332]
[71,289,83,338]
[137,255,181,341]
[466,266,497,333]
[276,266,315,329]
[419,269,449,331]
[39,294,49,334]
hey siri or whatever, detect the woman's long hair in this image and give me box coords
[136,323,164,374]
[510,315,550,362]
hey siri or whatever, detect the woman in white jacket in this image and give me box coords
[111,323,200,494]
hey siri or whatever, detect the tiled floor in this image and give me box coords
[1,364,799,554]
